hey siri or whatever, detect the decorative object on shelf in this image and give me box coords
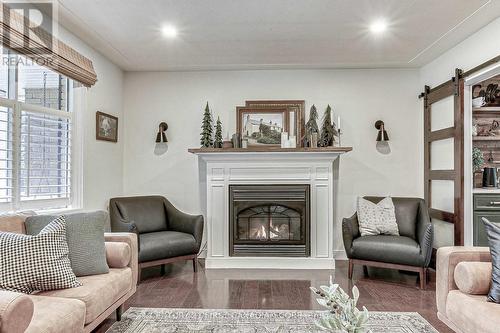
[476,120,499,136]
[305,105,319,147]
[473,97,486,108]
[472,147,484,172]
[472,83,500,107]
[200,102,214,148]
[375,120,390,155]
[232,133,241,148]
[310,276,370,333]
[214,117,223,148]
[237,107,287,147]
[241,138,248,148]
[245,100,305,147]
[333,114,341,147]
[155,122,168,143]
[482,167,498,188]
[222,140,233,149]
[281,132,289,148]
[289,135,297,148]
[96,111,118,142]
[311,132,319,148]
[320,105,335,147]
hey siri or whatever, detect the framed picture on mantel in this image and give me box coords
[245,100,304,147]
[236,107,288,147]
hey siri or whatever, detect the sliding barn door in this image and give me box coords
[423,69,464,246]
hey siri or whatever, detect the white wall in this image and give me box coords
[56,27,124,210]
[123,69,422,255]
[421,17,500,87]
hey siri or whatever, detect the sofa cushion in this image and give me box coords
[25,212,109,277]
[106,241,131,268]
[363,197,420,239]
[139,231,197,263]
[446,290,500,333]
[482,217,500,303]
[357,197,399,236]
[0,212,34,234]
[36,268,131,324]
[351,235,425,266]
[26,295,85,333]
[454,261,492,295]
[0,216,81,294]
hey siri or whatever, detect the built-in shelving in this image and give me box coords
[472,106,500,115]
[472,136,500,141]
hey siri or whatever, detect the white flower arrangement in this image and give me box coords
[310,276,371,333]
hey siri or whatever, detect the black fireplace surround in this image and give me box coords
[229,184,310,257]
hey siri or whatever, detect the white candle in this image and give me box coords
[337,115,341,131]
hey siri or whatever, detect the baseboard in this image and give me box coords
[205,257,336,269]
[333,250,347,260]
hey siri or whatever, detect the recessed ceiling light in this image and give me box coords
[161,24,178,38]
[370,19,387,34]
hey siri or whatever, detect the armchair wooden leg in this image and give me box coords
[419,268,427,289]
[348,259,353,279]
[116,304,123,321]
[193,257,198,272]
[160,264,166,276]
[363,265,369,276]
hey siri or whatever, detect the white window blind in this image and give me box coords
[0,106,13,204]
[0,100,73,211]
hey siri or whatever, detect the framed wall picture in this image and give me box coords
[96,111,118,142]
[245,100,305,147]
[236,107,288,147]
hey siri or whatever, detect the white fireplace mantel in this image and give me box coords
[190,147,352,269]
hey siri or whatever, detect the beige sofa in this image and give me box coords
[0,214,138,333]
[436,246,500,333]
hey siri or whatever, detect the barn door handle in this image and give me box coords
[489,201,500,205]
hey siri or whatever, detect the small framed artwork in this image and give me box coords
[96,111,118,142]
[236,107,288,147]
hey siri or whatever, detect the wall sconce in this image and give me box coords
[155,122,168,143]
[375,120,391,154]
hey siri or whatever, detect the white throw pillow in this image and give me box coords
[357,197,399,236]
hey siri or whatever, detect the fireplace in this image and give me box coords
[229,184,310,257]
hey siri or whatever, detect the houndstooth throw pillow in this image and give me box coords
[357,197,400,236]
[0,215,81,294]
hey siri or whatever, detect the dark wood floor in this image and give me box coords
[94,260,453,333]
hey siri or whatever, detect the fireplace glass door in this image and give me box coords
[236,205,302,242]
[229,184,310,257]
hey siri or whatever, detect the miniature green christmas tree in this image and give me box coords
[214,116,223,148]
[200,102,214,148]
[319,105,335,147]
[305,104,320,146]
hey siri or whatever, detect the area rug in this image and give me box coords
[106,307,438,333]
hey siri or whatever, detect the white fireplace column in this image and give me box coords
[190,150,350,269]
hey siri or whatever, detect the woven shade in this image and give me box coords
[0,4,97,87]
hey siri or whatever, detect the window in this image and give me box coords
[0,51,78,212]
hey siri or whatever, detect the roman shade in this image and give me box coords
[0,4,97,87]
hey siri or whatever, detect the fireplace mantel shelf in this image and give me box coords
[188,147,352,154]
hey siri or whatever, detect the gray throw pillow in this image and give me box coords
[482,217,500,303]
[25,211,109,277]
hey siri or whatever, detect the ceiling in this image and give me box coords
[56,0,500,71]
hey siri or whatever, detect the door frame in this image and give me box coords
[463,62,500,245]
